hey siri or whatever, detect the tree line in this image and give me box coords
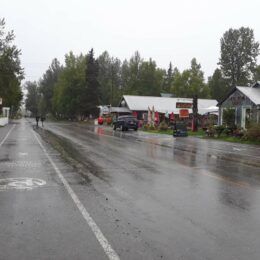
[0,18,23,115]
[1,18,260,119]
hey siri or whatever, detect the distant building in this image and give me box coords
[218,82,260,128]
[160,93,174,98]
[119,95,217,120]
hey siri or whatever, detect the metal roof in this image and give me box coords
[121,95,218,114]
[218,82,260,106]
[237,86,260,105]
[110,107,131,113]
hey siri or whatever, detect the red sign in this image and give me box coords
[179,109,189,118]
[176,102,192,109]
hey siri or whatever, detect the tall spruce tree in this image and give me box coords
[162,62,173,93]
[84,49,100,116]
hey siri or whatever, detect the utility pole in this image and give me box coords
[192,95,198,132]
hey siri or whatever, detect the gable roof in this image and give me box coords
[218,82,260,106]
[236,86,260,105]
[120,95,217,114]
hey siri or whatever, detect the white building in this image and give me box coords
[119,95,217,119]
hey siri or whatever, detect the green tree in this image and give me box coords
[138,58,164,96]
[25,81,40,116]
[39,58,62,115]
[162,62,174,93]
[120,59,130,94]
[208,68,228,101]
[110,57,121,105]
[126,51,143,95]
[187,58,209,98]
[219,27,259,87]
[52,52,86,119]
[97,51,122,105]
[97,51,112,104]
[171,68,189,97]
[119,52,164,96]
[84,48,100,116]
[0,18,23,114]
[172,58,209,98]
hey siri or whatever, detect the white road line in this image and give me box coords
[32,130,120,260]
[0,125,16,147]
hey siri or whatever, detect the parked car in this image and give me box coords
[113,115,138,131]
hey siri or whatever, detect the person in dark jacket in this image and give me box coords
[40,116,46,127]
[36,116,40,127]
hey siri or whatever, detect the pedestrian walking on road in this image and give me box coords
[36,116,40,128]
[40,116,46,127]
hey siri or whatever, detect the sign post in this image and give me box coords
[0,97,2,116]
[192,95,198,132]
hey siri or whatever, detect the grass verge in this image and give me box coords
[141,128,260,145]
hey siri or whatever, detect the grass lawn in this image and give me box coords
[141,128,205,136]
[141,128,260,145]
[204,135,260,145]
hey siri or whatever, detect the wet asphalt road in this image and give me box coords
[1,119,260,260]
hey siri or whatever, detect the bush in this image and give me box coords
[159,121,168,131]
[242,124,260,141]
[206,125,215,137]
[143,124,149,131]
[222,125,237,136]
[214,125,225,137]
[149,125,156,131]
[233,127,244,138]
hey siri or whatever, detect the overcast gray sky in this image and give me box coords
[2,0,260,82]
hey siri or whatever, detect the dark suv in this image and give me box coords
[113,115,138,131]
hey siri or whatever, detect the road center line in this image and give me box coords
[0,124,16,147]
[31,130,120,260]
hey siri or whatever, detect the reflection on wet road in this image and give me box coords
[43,122,260,260]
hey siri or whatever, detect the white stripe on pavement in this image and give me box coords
[32,130,120,260]
[0,125,15,147]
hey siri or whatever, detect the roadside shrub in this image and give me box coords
[214,125,225,137]
[206,125,215,137]
[242,124,260,141]
[149,125,156,131]
[223,125,237,136]
[233,127,244,138]
[159,121,168,131]
[143,124,149,131]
